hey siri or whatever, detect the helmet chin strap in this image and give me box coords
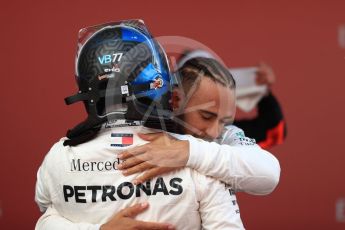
[63,95,108,147]
[63,76,125,146]
[63,76,162,146]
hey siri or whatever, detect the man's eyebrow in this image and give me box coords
[199,110,218,117]
[200,110,234,122]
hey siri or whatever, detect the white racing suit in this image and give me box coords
[35,123,280,229]
[187,125,280,195]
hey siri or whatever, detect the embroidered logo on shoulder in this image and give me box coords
[235,132,245,138]
[235,137,256,146]
[110,133,133,147]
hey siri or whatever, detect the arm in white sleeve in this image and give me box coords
[185,126,280,195]
[194,172,245,230]
[35,145,62,213]
[35,141,101,230]
[35,206,101,230]
[35,168,99,230]
[35,165,51,213]
[35,140,64,213]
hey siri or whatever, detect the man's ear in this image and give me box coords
[172,88,183,110]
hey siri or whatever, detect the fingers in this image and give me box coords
[119,203,175,229]
[119,145,147,160]
[135,220,175,230]
[256,63,275,86]
[123,162,154,176]
[120,202,149,218]
[138,132,165,141]
[139,133,175,146]
[118,154,150,170]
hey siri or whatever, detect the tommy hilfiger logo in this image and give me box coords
[110,133,133,147]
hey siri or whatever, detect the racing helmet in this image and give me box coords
[64,20,173,145]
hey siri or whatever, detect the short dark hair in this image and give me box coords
[177,57,236,95]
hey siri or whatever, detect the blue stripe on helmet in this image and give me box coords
[132,63,169,100]
[121,28,147,43]
[132,63,159,85]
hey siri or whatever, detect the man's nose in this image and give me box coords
[205,121,222,140]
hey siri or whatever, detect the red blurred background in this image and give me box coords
[1,0,344,229]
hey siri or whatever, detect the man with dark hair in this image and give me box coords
[118,57,280,197]
[177,49,287,148]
